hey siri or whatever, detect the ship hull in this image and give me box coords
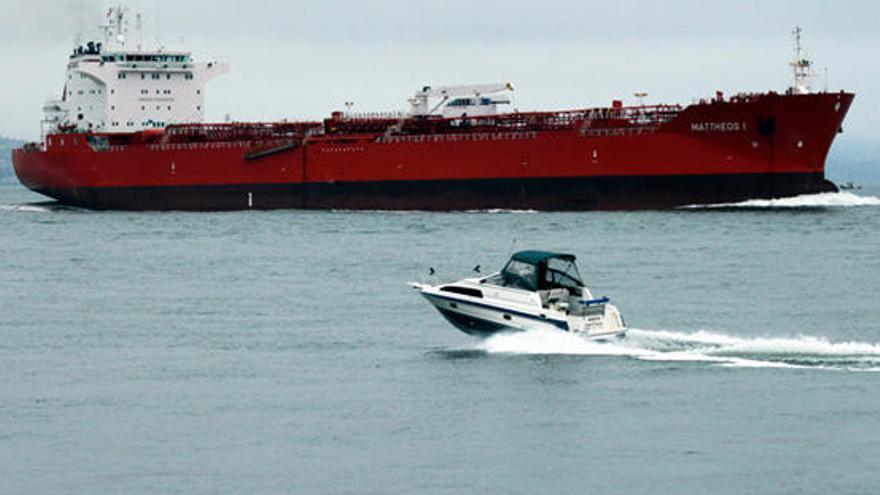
[14,92,854,211]
[31,173,836,211]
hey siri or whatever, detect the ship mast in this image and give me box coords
[100,5,130,51]
[789,26,815,95]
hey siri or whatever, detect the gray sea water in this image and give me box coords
[2,184,880,494]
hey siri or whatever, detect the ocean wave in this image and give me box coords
[468,327,880,371]
[682,191,880,209]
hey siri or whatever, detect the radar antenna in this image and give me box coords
[100,5,130,50]
[789,26,815,95]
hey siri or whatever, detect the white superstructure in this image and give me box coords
[44,6,227,135]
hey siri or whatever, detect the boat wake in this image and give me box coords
[0,202,84,213]
[0,203,54,213]
[464,209,540,214]
[465,328,880,371]
[682,191,880,209]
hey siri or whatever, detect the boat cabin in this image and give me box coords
[498,251,584,292]
[480,251,602,315]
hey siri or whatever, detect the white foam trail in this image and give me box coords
[624,329,880,356]
[474,327,880,371]
[465,209,539,214]
[683,191,880,209]
[476,329,647,357]
[0,204,53,213]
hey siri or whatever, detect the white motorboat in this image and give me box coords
[410,251,626,340]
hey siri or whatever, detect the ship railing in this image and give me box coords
[142,141,253,152]
[376,131,539,144]
[692,92,773,106]
[344,111,407,120]
[322,104,681,136]
[581,126,662,138]
[163,122,322,144]
[421,105,681,134]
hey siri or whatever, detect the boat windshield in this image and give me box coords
[500,254,585,292]
[543,257,584,291]
[501,259,538,291]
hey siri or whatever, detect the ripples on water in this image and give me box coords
[2,186,880,494]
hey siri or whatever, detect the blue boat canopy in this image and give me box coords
[502,251,584,292]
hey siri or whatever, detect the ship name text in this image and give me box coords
[691,122,747,133]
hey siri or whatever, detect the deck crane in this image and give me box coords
[409,83,514,118]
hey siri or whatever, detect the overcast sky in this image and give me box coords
[2,0,877,142]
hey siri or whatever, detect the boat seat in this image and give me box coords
[541,288,568,307]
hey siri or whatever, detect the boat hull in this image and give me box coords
[422,292,625,340]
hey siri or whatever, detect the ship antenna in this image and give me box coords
[506,238,518,259]
[101,5,130,50]
[789,26,814,95]
[634,92,648,107]
[136,13,144,51]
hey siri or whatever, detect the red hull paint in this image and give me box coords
[13,92,853,210]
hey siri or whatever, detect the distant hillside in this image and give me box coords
[0,136,25,185]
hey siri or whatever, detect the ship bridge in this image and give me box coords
[102,52,192,64]
[46,7,227,136]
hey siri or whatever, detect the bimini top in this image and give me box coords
[510,250,576,265]
[502,251,583,291]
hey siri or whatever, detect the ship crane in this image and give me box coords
[409,83,514,117]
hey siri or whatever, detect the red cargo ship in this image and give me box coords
[13,13,853,211]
